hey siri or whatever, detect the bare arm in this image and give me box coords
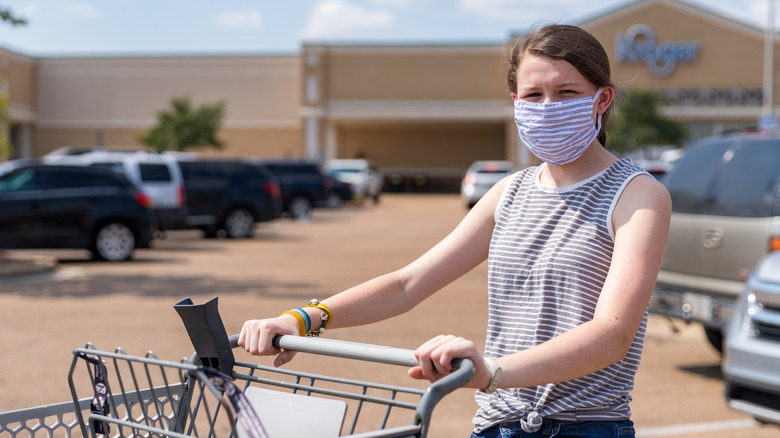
[238,177,509,365]
[411,174,672,390]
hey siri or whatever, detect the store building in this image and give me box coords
[0,0,773,189]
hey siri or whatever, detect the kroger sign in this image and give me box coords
[615,24,699,77]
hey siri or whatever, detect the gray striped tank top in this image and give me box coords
[473,158,649,433]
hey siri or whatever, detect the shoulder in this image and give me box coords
[614,172,671,230]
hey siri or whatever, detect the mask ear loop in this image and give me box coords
[593,87,605,131]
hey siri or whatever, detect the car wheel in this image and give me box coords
[92,222,135,262]
[288,195,312,219]
[325,192,342,209]
[223,208,255,239]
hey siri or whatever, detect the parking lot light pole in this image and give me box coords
[761,0,778,131]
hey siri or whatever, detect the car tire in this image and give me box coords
[325,192,342,209]
[288,195,312,219]
[92,222,136,262]
[223,208,255,239]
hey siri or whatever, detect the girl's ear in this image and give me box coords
[597,87,615,114]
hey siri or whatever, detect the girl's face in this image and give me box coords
[512,53,612,119]
[513,54,596,103]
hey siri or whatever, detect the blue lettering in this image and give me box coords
[615,24,699,77]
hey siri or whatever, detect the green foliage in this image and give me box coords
[607,89,687,154]
[0,91,11,160]
[0,7,26,26]
[138,96,226,152]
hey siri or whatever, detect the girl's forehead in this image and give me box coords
[517,55,580,78]
[516,55,589,88]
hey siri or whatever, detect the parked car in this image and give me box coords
[325,159,383,203]
[649,131,780,352]
[460,160,517,208]
[252,159,331,219]
[0,160,157,261]
[45,150,187,231]
[723,251,780,424]
[176,158,282,238]
[327,177,353,208]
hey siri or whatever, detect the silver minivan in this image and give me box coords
[45,150,187,231]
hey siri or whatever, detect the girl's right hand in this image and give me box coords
[238,314,301,367]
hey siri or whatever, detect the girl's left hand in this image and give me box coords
[408,334,489,389]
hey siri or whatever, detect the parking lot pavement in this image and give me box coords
[1,194,778,437]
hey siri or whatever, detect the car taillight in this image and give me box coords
[177,184,186,205]
[771,236,780,252]
[134,192,152,208]
[463,174,476,185]
[265,181,281,199]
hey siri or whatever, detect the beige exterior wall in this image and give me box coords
[302,44,518,183]
[33,55,302,157]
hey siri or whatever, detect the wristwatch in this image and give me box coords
[481,357,502,394]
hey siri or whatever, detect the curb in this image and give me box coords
[0,251,59,278]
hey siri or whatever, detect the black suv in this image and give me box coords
[252,160,332,219]
[0,160,158,261]
[176,158,282,238]
[649,131,780,351]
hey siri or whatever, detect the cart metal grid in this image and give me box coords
[61,335,473,438]
[1,297,475,438]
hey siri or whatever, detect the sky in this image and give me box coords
[0,0,774,57]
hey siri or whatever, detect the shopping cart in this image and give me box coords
[0,297,475,438]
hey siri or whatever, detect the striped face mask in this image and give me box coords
[514,88,603,166]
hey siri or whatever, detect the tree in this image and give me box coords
[139,96,226,152]
[607,89,687,155]
[0,6,27,161]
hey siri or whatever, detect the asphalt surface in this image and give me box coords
[1,194,778,437]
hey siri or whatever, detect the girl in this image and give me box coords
[239,24,671,438]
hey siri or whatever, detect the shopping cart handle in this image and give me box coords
[227,333,475,378]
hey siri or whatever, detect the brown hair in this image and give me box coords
[507,24,615,146]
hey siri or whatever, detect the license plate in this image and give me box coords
[682,293,713,321]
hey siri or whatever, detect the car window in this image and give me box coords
[706,140,780,217]
[139,163,172,182]
[663,139,732,214]
[0,168,37,191]
[44,168,101,188]
[179,161,224,181]
[91,162,124,173]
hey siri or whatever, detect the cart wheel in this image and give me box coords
[223,208,255,239]
[92,222,136,262]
